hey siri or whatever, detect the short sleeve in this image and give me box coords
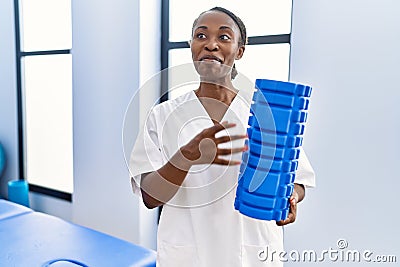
[129,110,164,196]
[294,147,316,188]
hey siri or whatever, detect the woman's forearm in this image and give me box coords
[140,150,193,209]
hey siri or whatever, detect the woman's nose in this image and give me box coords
[205,38,219,51]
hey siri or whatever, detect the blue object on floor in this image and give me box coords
[7,179,30,207]
[234,79,312,221]
[0,200,156,267]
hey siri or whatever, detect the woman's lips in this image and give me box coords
[199,56,223,64]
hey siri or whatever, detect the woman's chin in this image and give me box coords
[194,61,232,82]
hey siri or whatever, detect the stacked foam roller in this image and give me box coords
[234,79,312,221]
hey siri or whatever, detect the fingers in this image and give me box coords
[195,121,248,166]
[215,134,247,144]
[217,146,248,155]
[290,195,298,211]
[202,122,248,146]
[276,196,298,226]
[213,157,242,166]
[206,121,236,136]
[276,212,295,226]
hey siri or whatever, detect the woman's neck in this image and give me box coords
[195,82,237,105]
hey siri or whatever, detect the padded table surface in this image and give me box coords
[0,200,156,267]
[0,199,32,221]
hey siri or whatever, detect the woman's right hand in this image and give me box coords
[140,121,247,208]
[179,121,248,167]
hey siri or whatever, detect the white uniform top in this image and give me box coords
[129,88,316,267]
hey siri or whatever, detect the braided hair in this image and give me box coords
[192,7,247,80]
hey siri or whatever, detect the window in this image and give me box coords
[162,0,293,100]
[14,0,73,200]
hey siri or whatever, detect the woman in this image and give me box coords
[130,7,315,266]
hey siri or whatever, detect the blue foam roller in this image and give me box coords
[246,153,298,173]
[248,141,300,161]
[235,79,312,221]
[255,91,295,108]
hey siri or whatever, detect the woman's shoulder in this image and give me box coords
[152,90,195,113]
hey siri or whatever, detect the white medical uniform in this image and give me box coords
[129,88,315,267]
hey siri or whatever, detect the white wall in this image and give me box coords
[71,0,142,244]
[71,0,159,249]
[0,0,18,198]
[137,0,162,250]
[285,0,400,265]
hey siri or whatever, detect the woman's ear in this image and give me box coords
[236,45,245,60]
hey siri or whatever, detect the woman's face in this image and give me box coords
[191,11,245,81]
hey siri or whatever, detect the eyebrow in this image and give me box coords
[219,26,233,31]
[194,25,234,31]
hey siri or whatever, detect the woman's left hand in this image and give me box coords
[276,190,299,226]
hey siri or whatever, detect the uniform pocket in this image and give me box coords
[241,244,283,267]
[157,240,198,267]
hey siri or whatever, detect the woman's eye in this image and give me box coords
[220,35,230,41]
[196,33,206,39]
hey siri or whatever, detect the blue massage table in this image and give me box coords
[0,199,156,267]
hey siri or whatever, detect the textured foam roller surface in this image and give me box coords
[235,79,312,221]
